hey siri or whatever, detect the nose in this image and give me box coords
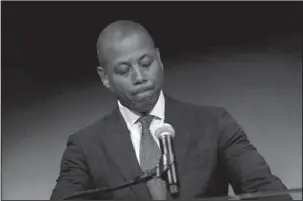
[132,66,146,84]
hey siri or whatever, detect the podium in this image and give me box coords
[197,188,302,200]
[63,187,301,200]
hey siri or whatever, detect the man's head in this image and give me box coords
[96,20,164,115]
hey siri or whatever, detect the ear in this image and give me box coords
[155,48,164,70]
[97,66,110,89]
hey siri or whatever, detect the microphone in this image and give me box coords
[155,123,180,198]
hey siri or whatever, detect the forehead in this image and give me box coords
[104,33,155,66]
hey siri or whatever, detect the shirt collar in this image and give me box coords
[118,90,165,128]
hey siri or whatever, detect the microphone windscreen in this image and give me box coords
[155,123,175,139]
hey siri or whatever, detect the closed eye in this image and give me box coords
[140,57,154,68]
[115,64,130,75]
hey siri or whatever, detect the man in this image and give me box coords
[51,20,290,200]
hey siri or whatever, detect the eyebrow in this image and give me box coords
[115,54,153,66]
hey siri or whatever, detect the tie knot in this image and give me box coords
[138,115,154,129]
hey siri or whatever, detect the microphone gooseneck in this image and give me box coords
[62,161,174,200]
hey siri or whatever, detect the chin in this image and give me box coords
[123,90,160,114]
[135,100,155,114]
[132,95,158,114]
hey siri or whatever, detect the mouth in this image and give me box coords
[133,86,154,99]
[137,90,153,99]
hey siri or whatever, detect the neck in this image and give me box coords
[130,104,155,116]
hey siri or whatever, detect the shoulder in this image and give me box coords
[166,94,227,120]
[67,108,117,143]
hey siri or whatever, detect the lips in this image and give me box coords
[137,89,153,98]
[133,86,154,99]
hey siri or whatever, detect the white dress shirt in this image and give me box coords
[118,91,165,164]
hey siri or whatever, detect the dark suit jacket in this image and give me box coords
[51,95,288,200]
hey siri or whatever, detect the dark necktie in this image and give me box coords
[138,115,167,200]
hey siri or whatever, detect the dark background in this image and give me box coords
[2,2,301,108]
[1,2,302,199]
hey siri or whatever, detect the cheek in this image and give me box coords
[148,64,163,84]
[111,76,133,93]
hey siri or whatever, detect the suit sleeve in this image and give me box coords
[50,135,95,200]
[217,108,289,196]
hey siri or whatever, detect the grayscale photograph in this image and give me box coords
[1,1,302,200]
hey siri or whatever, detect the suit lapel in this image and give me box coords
[100,108,152,200]
[165,95,193,200]
[100,94,193,200]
